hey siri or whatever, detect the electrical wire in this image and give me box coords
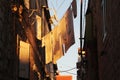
[59,67,77,72]
[56,0,65,10]
[50,1,56,10]
[63,71,77,75]
[49,67,77,76]
[50,0,65,11]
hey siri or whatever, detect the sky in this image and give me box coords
[48,0,88,80]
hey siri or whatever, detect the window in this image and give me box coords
[101,0,107,41]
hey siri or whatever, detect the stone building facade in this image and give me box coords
[0,0,51,80]
[85,0,120,80]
